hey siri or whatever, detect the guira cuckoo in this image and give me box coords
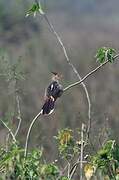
[41,72,63,115]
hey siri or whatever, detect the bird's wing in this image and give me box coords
[50,84,54,91]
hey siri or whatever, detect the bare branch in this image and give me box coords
[69,161,87,177]
[14,94,22,137]
[0,119,16,143]
[5,133,10,152]
[6,80,22,149]
[64,54,119,92]
[67,162,70,179]
[80,123,85,180]
[69,124,85,179]
[43,14,91,139]
[24,111,42,158]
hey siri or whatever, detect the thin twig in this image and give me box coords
[70,161,87,176]
[64,54,119,92]
[5,133,10,152]
[43,13,91,139]
[80,123,85,180]
[5,79,22,150]
[69,124,85,179]
[24,111,42,158]
[0,119,16,143]
[14,94,22,137]
[67,162,70,179]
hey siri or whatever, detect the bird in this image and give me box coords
[41,72,63,115]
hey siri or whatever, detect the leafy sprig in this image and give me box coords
[26,1,44,17]
[96,47,116,63]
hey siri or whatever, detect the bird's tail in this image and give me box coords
[41,98,55,115]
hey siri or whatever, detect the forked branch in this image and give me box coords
[43,13,91,138]
[0,119,16,143]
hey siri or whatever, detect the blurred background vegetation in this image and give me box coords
[0,0,119,168]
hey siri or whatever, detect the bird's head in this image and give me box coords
[51,72,62,81]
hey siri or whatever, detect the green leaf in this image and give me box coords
[26,1,44,17]
[95,47,116,63]
[91,140,119,179]
[60,176,70,180]
[40,163,60,179]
